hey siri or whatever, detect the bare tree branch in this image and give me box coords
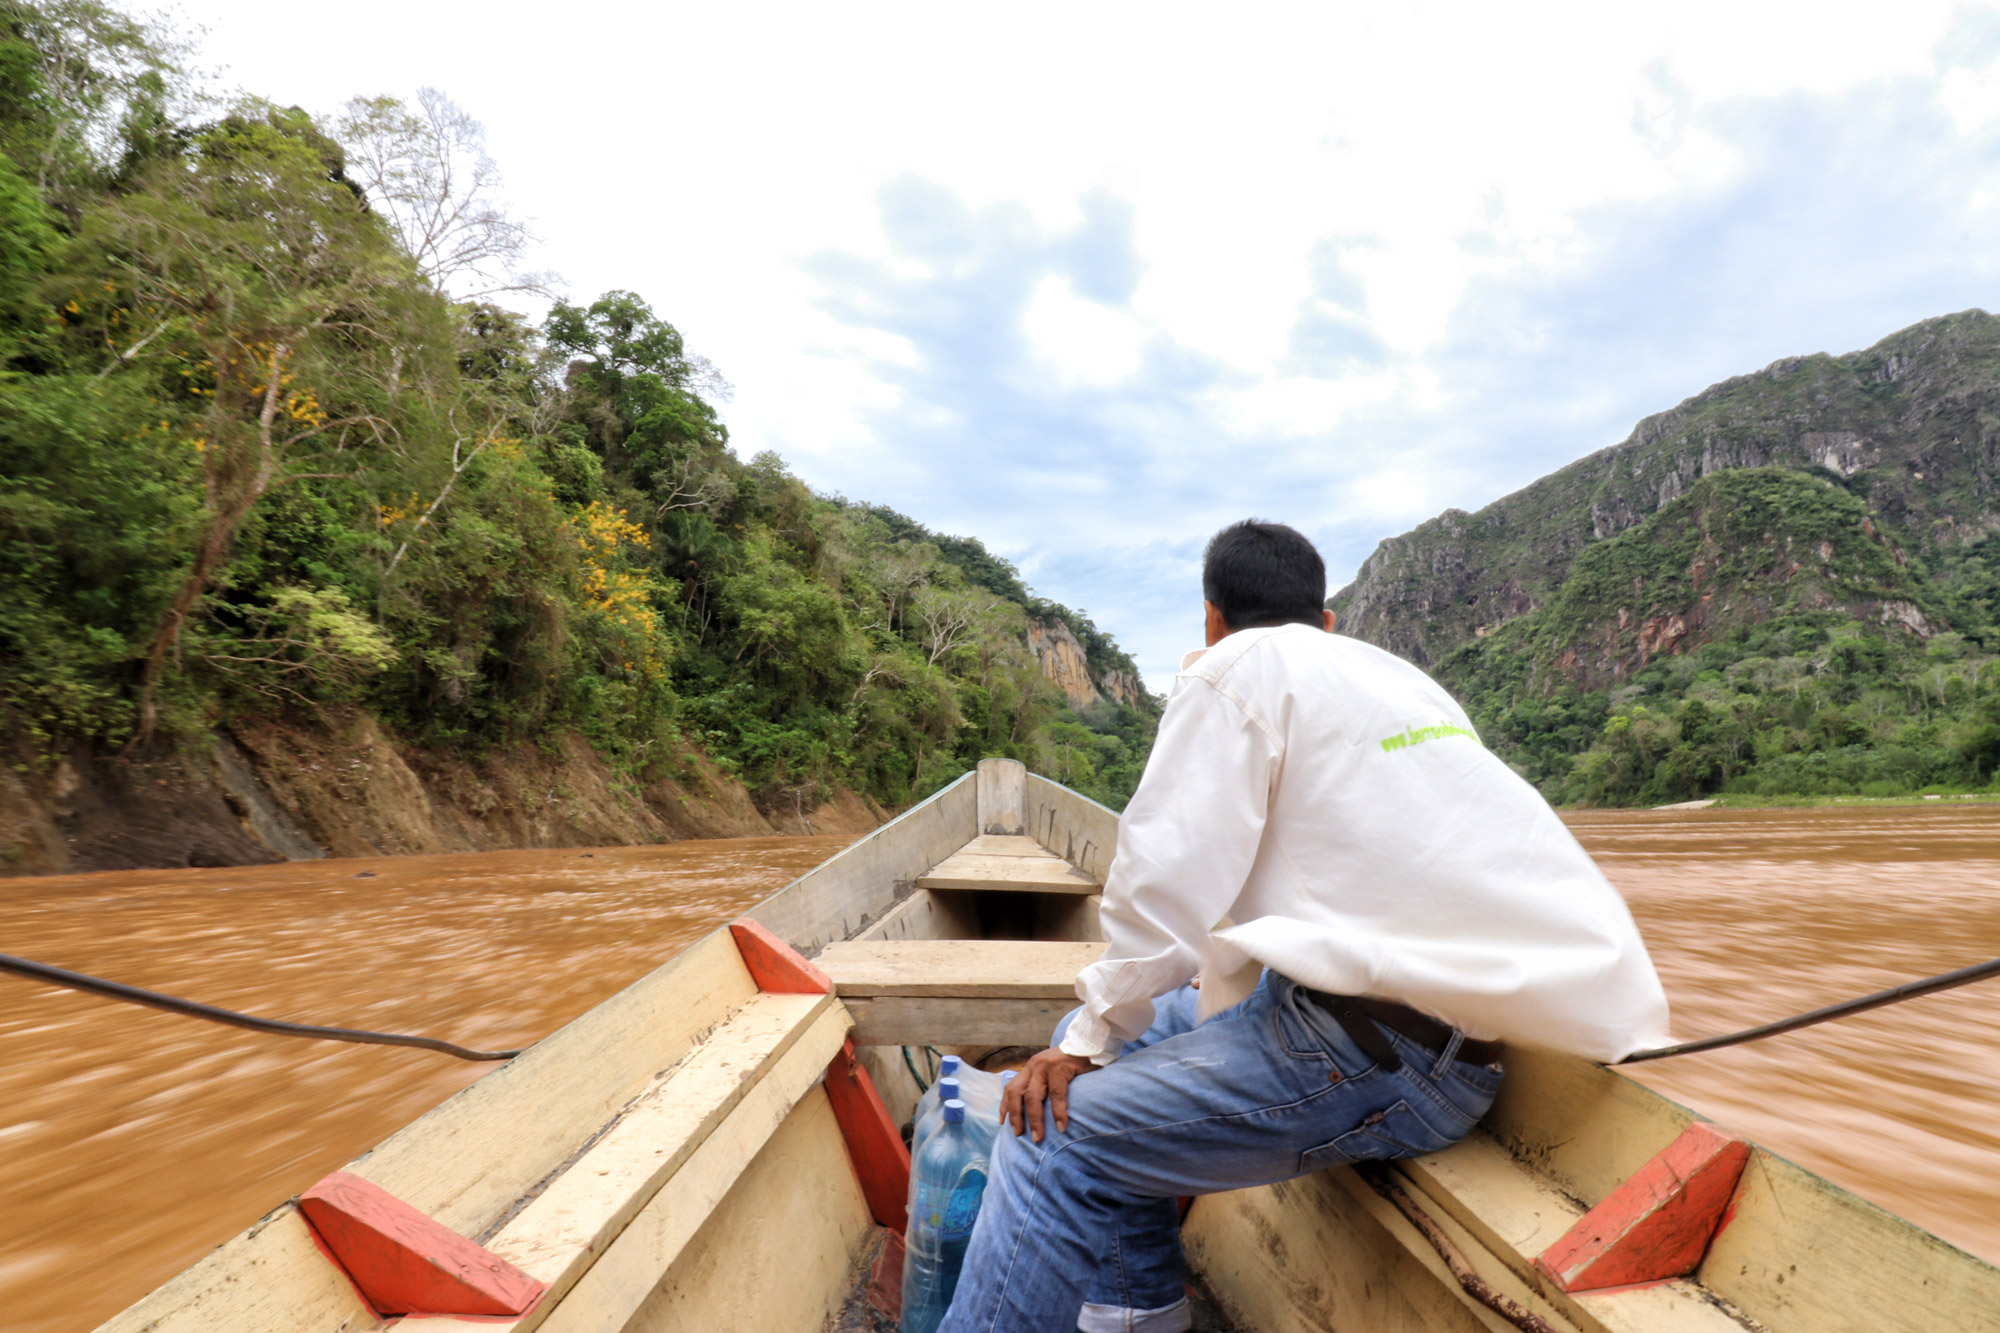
[652,456,731,520]
[913,587,983,666]
[383,425,499,578]
[335,89,559,301]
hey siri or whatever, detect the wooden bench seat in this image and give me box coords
[915,836,1101,894]
[817,939,1105,1047]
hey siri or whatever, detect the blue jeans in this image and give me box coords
[936,972,1503,1333]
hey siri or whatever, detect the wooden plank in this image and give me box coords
[526,1005,854,1333]
[1184,1173,1508,1333]
[1034,890,1100,942]
[350,929,756,1233]
[1571,1282,1757,1333]
[977,757,1027,834]
[916,851,1100,894]
[1023,771,1119,884]
[961,834,1053,857]
[842,994,1074,1047]
[95,1206,382,1333]
[1480,1046,1697,1209]
[1445,1051,1782,1329]
[856,1043,926,1130]
[1397,1136,1754,1333]
[100,929,759,1333]
[415,1001,851,1333]
[1187,1049,2000,1333]
[848,888,976,1127]
[749,771,979,958]
[1332,1166,1577,1333]
[1194,1137,1753,1333]
[816,939,1103,997]
[452,992,830,1330]
[619,1088,875,1333]
[1400,1134,1585,1273]
[1410,1061,2000,1332]
[1699,1148,2000,1333]
[851,888,979,944]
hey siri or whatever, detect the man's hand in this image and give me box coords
[1002,1047,1098,1143]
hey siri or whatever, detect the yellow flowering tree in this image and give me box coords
[65,102,439,733]
[571,499,671,680]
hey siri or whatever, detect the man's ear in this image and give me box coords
[1323,609,1338,633]
[1205,601,1230,646]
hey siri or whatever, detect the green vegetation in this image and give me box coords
[0,2,1156,815]
[1333,309,2000,666]
[1439,468,2000,805]
[1330,302,2000,808]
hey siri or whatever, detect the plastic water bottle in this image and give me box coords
[909,1055,962,1144]
[911,1077,960,1159]
[913,1068,1013,1164]
[950,1063,1004,1122]
[901,1099,989,1333]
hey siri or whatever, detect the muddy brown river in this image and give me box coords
[5,810,1999,1330]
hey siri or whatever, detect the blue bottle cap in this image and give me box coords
[1000,1070,1016,1084]
[939,1055,962,1077]
[937,1078,960,1101]
[943,1098,966,1123]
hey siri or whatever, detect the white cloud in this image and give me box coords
[1218,369,1407,440]
[162,0,2000,688]
[1020,276,1149,388]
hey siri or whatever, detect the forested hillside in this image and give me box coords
[0,2,1156,870]
[1333,311,2000,806]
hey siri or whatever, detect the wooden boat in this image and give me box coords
[102,760,2000,1333]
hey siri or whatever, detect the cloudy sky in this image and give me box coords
[175,1,2000,688]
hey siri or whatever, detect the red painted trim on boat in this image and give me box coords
[729,918,833,993]
[868,1227,907,1319]
[825,1035,913,1233]
[1534,1122,1751,1293]
[726,918,910,1232]
[297,1171,544,1317]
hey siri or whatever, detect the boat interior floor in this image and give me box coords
[830,1232,1246,1333]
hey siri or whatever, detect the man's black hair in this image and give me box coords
[1202,520,1327,630]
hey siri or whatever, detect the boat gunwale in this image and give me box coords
[98,760,2000,1333]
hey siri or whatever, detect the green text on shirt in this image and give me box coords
[1379,721,1479,753]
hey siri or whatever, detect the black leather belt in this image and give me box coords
[1302,990,1505,1073]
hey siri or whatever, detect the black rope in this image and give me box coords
[9,944,1999,1071]
[1616,955,2000,1064]
[0,952,526,1062]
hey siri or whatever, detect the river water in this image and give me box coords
[5,810,1999,1330]
[1575,805,2000,1269]
[0,837,852,1333]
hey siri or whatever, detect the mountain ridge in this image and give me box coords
[1328,309,2000,805]
[1331,309,2000,668]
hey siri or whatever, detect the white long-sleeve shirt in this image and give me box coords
[1057,623,1673,1065]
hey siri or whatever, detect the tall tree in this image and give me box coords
[334,88,553,301]
[0,0,189,203]
[65,103,441,733]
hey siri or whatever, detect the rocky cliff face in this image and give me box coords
[1465,467,1936,691]
[1027,618,1147,711]
[1330,310,2000,668]
[0,710,885,877]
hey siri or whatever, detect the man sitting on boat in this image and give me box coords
[940,519,1673,1333]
